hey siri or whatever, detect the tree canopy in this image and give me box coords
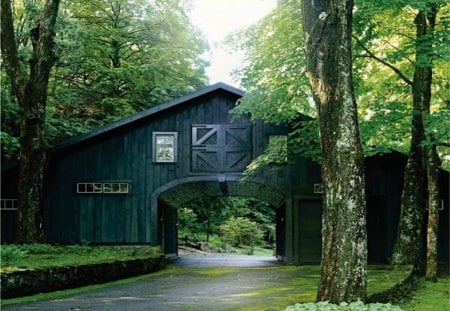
[231,0,449,169]
[1,0,209,162]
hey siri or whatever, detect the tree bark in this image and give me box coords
[301,0,367,303]
[391,6,438,271]
[420,4,440,282]
[425,144,440,281]
[1,0,61,243]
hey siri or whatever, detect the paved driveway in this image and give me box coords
[3,255,305,311]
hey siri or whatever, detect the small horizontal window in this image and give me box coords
[77,183,103,193]
[103,183,129,194]
[76,182,130,194]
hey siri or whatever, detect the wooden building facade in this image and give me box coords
[1,83,448,263]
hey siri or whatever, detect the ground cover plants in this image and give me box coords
[284,301,403,311]
[0,244,161,271]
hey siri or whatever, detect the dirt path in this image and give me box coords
[3,255,307,311]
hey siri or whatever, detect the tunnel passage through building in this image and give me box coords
[154,178,287,259]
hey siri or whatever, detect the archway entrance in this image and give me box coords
[153,178,287,259]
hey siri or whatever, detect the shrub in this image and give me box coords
[219,217,263,247]
[1,245,28,267]
[284,300,404,311]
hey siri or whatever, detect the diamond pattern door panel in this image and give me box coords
[192,124,251,172]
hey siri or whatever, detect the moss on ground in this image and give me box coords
[1,244,161,272]
[399,267,449,311]
[1,263,416,310]
[221,265,410,311]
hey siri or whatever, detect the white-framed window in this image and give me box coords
[76,182,130,194]
[103,182,129,193]
[153,132,177,163]
[77,183,103,193]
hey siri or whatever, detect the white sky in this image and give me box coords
[188,0,276,88]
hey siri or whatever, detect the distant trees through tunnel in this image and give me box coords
[178,197,276,256]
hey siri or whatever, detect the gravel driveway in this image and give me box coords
[2,255,307,311]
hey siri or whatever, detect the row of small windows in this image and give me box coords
[77,182,129,194]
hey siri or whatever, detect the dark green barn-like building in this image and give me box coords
[1,83,448,263]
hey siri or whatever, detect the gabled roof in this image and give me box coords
[49,82,244,153]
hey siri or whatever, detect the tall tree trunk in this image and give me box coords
[425,144,440,281]
[420,4,440,281]
[1,0,61,243]
[301,0,367,303]
[391,6,438,271]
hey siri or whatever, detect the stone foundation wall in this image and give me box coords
[1,257,166,299]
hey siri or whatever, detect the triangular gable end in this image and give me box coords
[48,82,244,154]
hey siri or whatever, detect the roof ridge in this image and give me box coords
[47,82,244,153]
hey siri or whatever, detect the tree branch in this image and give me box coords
[1,0,27,100]
[353,34,413,86]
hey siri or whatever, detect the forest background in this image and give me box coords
[2,0,449,168]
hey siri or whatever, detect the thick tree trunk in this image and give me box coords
[301,0,367,303]
[1,0,61,243]
[391,7,437,270]
[391,112,425,267]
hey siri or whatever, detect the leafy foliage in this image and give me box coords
[1,0,209,161]
[230,0,313,124]
[353,0,450,164]
[179,197,275,247]
[229,0,449,170]
[219,216,263,248]
[244,135,288,177]
[285,301,403,311]
[0,245,28,267]
[0,244,160,269]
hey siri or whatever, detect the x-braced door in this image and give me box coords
[192,124,252,172]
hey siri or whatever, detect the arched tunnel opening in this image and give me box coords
[155,178,287,260]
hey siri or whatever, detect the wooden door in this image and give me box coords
[192,124,251,172]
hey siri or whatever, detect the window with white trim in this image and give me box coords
[76,182,130,194]
[153,132,177,163]
[103,182,129,193]
[77,183,103,193]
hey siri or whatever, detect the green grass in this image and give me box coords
[227,265,412,311]
[1,244,161,272]
[366,265,413,296]
[399,268,449,311]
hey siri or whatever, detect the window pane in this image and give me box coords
[119,183,128,193]
[112,183,120,193]
[93,183,102,192]
[103,183,112,193]
[156,135,174,162]
[77,183,86,193]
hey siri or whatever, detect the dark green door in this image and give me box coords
[159,202,178,257]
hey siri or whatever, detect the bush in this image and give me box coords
[1,245,28,267]
[284,301,403,311]
[220,217,263,247]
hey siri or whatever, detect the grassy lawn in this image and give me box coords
[399,267,449,311]
[0,244,161,272]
